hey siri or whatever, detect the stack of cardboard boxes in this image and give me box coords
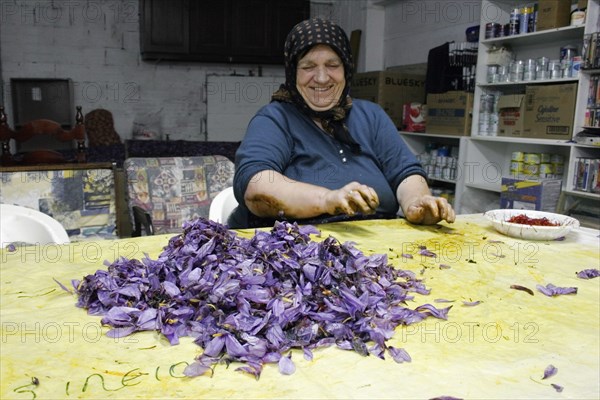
[350,71,426,130]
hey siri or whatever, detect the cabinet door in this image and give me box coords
[270,0,311,63]
[140,0,189,55]
[229,0,272,61]
[189,1,232,61]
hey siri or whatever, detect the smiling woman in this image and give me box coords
[296,45,346,112]
[229,18,455,229]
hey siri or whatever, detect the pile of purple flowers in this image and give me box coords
[71,218,450,378]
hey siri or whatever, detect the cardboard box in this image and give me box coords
[536,0,571,31]
[351,71,426,129]
[425,91,473,136]
[500,177,562,212]
[523,83,577,139]
[498,94,526,137]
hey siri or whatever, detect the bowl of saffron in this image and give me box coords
[484,209,580,241]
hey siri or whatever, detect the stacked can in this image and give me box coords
[551,154,564,178]
[417,147,459,182]
[536,57,550,80]
[560,45,578,78]
[523,152,541,178]
[539,153,554,178]
[478,93,498,135]
[523,58,536,81]
[510,151,525,176]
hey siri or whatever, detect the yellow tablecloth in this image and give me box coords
[1,215,599,399]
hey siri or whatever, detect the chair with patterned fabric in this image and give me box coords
[123,155,235,236]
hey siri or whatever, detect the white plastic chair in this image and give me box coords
[208,187,238,224]
[0,204,70,247]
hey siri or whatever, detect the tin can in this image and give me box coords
[511,161,524,173]
[552,162,564,175]
[523,58,536,81]
[560,45,577,61]
[509,60,524,82]
[549,59,562,79]
[572,56,582,78]
[485,23,501,39]
[524,163,539,176]
[511,151,525,161]
[519,6,531,34]
[509,8,520,35]
[539,163,554,178]
[540,153,551,163]
[524,153,541,164]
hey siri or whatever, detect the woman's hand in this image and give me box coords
[323,182,379,216]
[404,194,455,225]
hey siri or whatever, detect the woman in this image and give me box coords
[229,18,455,228]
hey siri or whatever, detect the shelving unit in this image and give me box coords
[457,0,600,216]
[400,131,468,207]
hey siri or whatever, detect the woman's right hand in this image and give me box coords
[324,182,379,216]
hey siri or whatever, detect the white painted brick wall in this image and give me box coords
[0,0,285,141]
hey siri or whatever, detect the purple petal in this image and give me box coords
[203,335,225,357]
[576,268,600,279]
[536,284,578,297]
[551,383,563,392]
[106,326,136,338]
[418,249,437,257]
[415,304,452,320]
[53,278,73,294]
[401,253,413,259]
[542,364,557,380]
[278,353,296,375]
[388,346,412,363]
[183,360,211,377]
[462,300,482,307]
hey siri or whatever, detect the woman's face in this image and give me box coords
[296,44,345,112]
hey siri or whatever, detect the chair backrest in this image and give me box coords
[208,187,238,224]
[0,105,86,166]
[124,155,235,235]
[0,203,70,247]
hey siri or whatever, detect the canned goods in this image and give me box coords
[560,45,577,61]
[485,23,501,39]
[540,163,554,178]
[509,60,524,82]
[498,65,509,82]
[519,6,531,34]
[511,161,524,172]
[540,153,551,163]
[487,65,498,83]
[511,151,525,161]
[549,60,562,79]
[524,163,540,176]
[524,153,541,164]
[509,8,520,36]
[523,58,536,81]
[572,56,582,78]
[552,162,564,175]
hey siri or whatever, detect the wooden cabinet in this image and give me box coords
[140,0,309,64]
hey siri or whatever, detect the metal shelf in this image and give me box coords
[480,25,585,47]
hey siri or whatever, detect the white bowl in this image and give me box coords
[483,209,580,241]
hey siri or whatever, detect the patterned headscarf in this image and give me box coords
[272,18,360,154]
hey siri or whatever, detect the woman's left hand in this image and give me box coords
[404,195,455,225]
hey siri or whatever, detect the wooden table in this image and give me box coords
[1,215,598,399]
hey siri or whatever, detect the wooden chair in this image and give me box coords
[0,106,86,166]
